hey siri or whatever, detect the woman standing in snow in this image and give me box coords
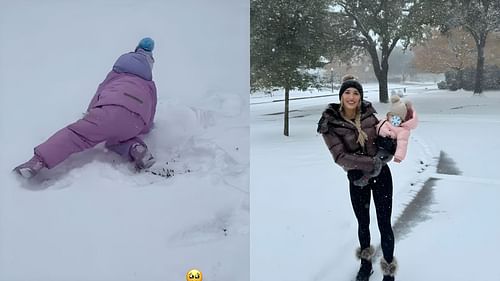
[14,37,157,178]
[317,75,398,281]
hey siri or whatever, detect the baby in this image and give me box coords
[354,95,418,186]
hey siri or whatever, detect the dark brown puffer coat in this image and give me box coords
[317,101,379,172]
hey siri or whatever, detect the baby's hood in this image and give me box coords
[112,50,153,81]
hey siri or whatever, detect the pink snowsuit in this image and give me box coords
[34,50,157,169]
[376,105,418,161]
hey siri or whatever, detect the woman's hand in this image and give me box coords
[393,158,402,163]
[371,157,383,177]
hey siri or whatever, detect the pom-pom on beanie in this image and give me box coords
[137,37,155,52]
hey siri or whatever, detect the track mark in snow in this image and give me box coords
[371,179,438,260]
[392,178,437,242]
[390,151,461,243]
[419,116,500,124]
[265,110,300,116]
[436,151,461,175]
[429,173,500,185]
[375,149,500,262]
[449,104,487,110]
[374,150,456,257]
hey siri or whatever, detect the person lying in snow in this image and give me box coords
[353,95,418,187]
[14,37,158,179]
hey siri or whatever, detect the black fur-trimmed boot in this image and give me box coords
[380,257,398,281]
[355,246,375,281]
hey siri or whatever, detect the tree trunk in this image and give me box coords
[365,42,389,103]
[378,73,389,103]
[457,69,464,90]
[379,53,390,103]
[473,36,486,94]
[284,87,290,136]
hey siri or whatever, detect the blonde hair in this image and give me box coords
[339,96,368,148]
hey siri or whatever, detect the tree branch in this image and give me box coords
[388,36,400,54]
[339,2,373,45]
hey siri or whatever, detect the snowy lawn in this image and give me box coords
[251,85,500,281]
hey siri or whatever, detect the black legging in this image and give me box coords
[348,165,394,263]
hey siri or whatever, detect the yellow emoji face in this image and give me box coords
[186,269,203,281]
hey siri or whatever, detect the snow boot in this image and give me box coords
[382,275,394,281]
[130,143,155,170]
[381,257,398,281]
[356,246,375,281]
[13,155,46,179]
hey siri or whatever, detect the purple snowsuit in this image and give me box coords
[35,49,157,169]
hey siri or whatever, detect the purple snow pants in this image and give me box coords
[35,105,147,169]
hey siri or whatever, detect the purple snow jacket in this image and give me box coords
[87,49,157,134]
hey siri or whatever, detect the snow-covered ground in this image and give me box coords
[0,1,249,281]
[251,84,500,281]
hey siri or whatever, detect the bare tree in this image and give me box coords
[412,28,476,73]
[444,0,500,94]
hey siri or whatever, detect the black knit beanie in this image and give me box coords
[339,79,364,100]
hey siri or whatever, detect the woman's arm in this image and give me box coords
[322,132,375,172]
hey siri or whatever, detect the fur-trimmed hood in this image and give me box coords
[317,100,379,172]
